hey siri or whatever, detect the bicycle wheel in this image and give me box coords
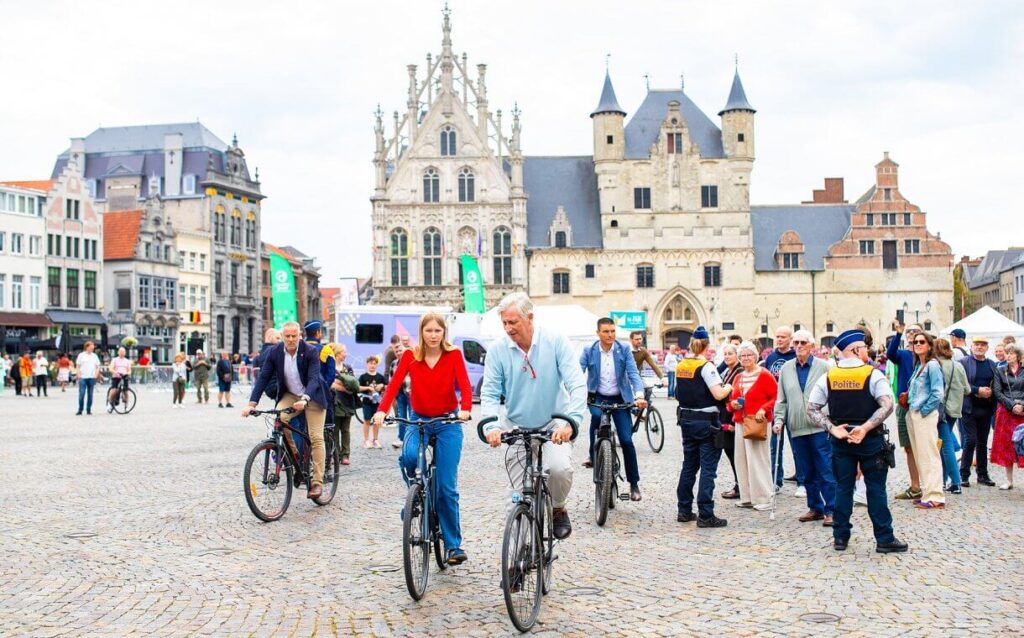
[114,389,136,414]
[594,438,612,526]
[314,437,340,506]
[540,494,555,595]
[432,511,447,571]
[501,504,542,632]
[646,407,665,453]
[243,440,292,522]
[402,483,430,601]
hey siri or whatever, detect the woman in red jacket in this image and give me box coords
[373,313,472,565]
[728,341,778,511]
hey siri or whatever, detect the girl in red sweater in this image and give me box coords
[373,313,472,565]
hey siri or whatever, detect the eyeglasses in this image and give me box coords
[792,340,810,345]
[912,339,928,345]
[522,352,537,379]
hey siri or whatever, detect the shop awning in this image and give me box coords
[0,312,53,328]
[45,310,106,325]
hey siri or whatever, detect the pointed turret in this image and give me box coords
[720,66,755,161]
[590,71,626,118]
[719,69,755,115]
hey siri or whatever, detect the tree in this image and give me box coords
[952,264,975,320]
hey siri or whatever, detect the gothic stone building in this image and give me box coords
[371,12,954,348]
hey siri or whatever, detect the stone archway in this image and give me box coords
[652,286,706,350]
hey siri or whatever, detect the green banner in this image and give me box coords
[460,254,485,313]
[269,253,298,328]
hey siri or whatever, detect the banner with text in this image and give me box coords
[269,253,298,328]
[460,254,486,313]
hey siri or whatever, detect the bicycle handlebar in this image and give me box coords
[248,407,296,417]
[476,414,579,444]
[385,415,469,426]
[587,401,636,412]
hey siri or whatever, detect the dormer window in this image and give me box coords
[548,206,573,248]
[148,176,161,197]
[776,231,805,270]
[554,231,566,248]
[440,126,456,157]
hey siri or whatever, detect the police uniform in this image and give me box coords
[304,320,336,421]
[807,330,902,551]
[675,326,726,524]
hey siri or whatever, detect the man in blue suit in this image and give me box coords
[242,321,331,500]
[580,317,647,501]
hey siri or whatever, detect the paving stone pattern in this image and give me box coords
[0,388,1020,636]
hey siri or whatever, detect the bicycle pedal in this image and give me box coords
[618,493,631,501]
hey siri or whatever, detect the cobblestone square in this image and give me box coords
[1,387,1020,636]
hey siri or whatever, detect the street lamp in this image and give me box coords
[902,301,932,324]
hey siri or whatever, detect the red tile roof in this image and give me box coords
[0,179,55,193]
[103,210,144,260]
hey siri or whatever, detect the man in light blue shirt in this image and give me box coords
[482,292,587,540]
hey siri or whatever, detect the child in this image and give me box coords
[358,355,387,448]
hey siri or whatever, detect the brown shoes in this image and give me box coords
[798,510,824,522]
[307,484,323,500]
[823,515,833,527]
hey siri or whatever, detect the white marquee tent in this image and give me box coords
[939,305,1024,342]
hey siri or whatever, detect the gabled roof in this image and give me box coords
[0,179,55,193]
[968,249,1024,288]
[590,72,626,118]
[625,90,724,159]
[719,70,755,115]
[523,156,602,248]
[751,205,855,271]
[51,150,223,181]
[64,122,228,155]
[103,210,144,260]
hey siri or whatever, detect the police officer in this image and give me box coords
[806,329,908,553]
[675,326,734,528]
[304,320,336,421]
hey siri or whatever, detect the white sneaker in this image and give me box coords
[363,440,372,449]
[373,440,382,449]
[391,440,402,449]
[854,491,868,506]
[794,486,807,498]
[998,483,1013,490]
[752,503,773,511]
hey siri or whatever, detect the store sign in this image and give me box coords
[610,311,646,331]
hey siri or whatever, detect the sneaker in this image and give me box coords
[793,486,807,498]
[373,440,382,449]
[390,440,402,449]
[225,403,233,408]
[944,485,962,494]
[363,440,372,449]
[735,502,753,509]
[876,539,909,554]
[978,478,996,487]
[894,487,922,500]
[446,548,468,565]
[752,503,772,511]
[854,492,868,506]
[696,515,727,528]
[998,483,1013,490]
[218,403,224,408]
[677,512,697,523]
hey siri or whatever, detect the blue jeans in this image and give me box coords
[395,392,410,441]
[676,418,721,519]
[831,434,895,544]
[666,372,676,397]
[938,419,961,488]
[77,378,96,413]
[771,426,804,487]
[399,410,463,552]
[790,432,836,515]
[588,393,640,485]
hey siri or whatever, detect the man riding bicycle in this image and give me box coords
[580,317,647,501]
[242,321,330,500]
[107,346,132,411]
[481,293,587,540]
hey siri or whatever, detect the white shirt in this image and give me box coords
[663,352,679,372]
[75,351,101,379]
[282,348,305,397]
[596,345,618,395]
[33,356,49,376]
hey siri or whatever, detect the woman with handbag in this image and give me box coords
[728,341,778,511]
[906,332,945,509]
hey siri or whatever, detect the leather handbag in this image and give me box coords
[742,414,768,441]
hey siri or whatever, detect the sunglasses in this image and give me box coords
[912,339,929,345]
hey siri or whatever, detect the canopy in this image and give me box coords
[940,306,1024,342]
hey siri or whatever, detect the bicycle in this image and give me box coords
[631,384,665,453]
[389,414,465,601]
[107,377,137,415]
[590,401,635,526]
[243,408,339,521]
[477,414,579,633]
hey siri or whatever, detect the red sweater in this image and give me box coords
[727,368,778,425]
[378,349,472,417]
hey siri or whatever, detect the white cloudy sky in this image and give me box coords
[2,1,1022,286]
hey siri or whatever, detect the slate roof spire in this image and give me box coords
[719,67,755,116]
[590,70,626,118]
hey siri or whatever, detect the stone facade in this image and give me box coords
[175,229,212,355]
[0,181,49,350]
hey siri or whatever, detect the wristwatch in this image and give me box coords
[300,394,310,403]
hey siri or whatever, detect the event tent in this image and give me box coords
[939,305,1024,342]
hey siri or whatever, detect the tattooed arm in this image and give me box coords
[862,395,894,432]
[806,401,834,433]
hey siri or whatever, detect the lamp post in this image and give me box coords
[753,306,781,349]
[902,301,932,325]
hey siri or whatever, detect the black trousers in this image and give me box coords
[35,374,48,396]
[960,411,993,481]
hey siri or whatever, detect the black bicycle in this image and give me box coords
[243,408,339,521]
[590,401,635,526]
[107,376,137,415]
[388,414,466,601]
[478,414,579,633]
[631,385,665,453]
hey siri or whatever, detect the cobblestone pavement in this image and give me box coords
[1,387,1021,637]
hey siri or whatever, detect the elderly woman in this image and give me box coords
[992,343,1024,490]
[716,343,743,499]
[728,341,778,510]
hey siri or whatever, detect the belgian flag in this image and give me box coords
[189,311,202,324]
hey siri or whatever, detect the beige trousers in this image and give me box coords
[734,424,773,506]
[277,392,326,487]
[906,409,944,504]
[505,439,574,510]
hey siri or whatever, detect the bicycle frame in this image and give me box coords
[590,402,633,487]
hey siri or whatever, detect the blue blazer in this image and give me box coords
[249,341,330,409]
[579,340,644,400]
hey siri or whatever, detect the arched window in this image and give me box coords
[422,227,442,286]
[492,226,512,285]
[440,126,456,157]
[554,231,567,248]
[423,168,439,203]
[390,229,409,286]
[458,167,474,202]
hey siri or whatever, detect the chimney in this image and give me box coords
[802,177,846,204]
[69,137,86,170]
[164,133,183,197]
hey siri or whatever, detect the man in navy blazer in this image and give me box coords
[579,317,647,501]
[242,321,330,499]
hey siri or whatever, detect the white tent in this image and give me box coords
[940,305,1024,342]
